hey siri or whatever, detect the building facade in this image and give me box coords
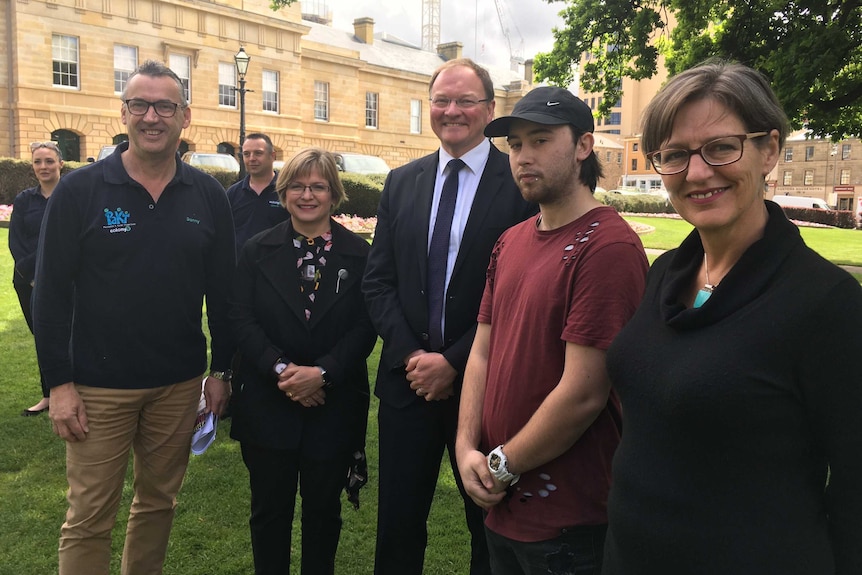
[1,0,531,168]
[769,132,860,211]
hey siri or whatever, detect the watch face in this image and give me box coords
[489,453,502,471]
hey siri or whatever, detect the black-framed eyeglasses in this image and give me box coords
[429,97,491,110]
[286,183,330,195]
[124,98,183,118]
[646,132,770,175]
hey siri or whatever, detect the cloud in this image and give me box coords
[321,0,563,70]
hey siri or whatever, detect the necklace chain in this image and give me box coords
[703,253,715,290]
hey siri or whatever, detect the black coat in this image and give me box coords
[229,218,377,458]
[363,145,537,408]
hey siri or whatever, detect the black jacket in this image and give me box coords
[229,218,377,456]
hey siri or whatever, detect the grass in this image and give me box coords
[0,231,469,575]
[3,215,861,574]
[626,215,862,267]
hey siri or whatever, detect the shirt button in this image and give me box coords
[148,204,155,210]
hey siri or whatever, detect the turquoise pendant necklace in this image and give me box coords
[693,253,715,308]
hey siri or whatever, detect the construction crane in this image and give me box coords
[422,0,441,52]
[492,0,524,71]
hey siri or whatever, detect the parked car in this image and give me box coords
[181,152,240,173]
[97,145,118,161]
[333,152,390,175]
[772,195,832,210]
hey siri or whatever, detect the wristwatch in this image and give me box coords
[487,445,520,485]
[209,370,232,382]
[317,366,333,388]
[274,359,288,375]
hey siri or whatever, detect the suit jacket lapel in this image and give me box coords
[452,146,508,280]
[257,226,309,326]
[413,152,439,289]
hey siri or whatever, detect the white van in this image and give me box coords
[772,195,832,210]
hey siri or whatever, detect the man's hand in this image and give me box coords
[405,351,457,401]
[204,375,231,417]
[277,364,327,407]
[49,382,89,442]
[456,448,507,510]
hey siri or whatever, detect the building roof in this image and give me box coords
[302,18,525,91]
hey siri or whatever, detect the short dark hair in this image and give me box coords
[570,127,604,193]
[121,60,187,107]
[243,133,273,153]
[429,58,495,101]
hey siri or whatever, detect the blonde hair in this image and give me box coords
[275,148,347,212]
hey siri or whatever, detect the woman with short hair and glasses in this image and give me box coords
[229,147,377,574]
[10,141,64,416]
[602,60,862,574]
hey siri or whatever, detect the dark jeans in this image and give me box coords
[485,524,607,575]
[241,442,345,575]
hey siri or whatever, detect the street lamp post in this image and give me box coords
[234,46,251,178]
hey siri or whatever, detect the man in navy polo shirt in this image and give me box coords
[226,132,287,256]
[33,60,235,575]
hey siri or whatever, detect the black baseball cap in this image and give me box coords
[484,86,594,137]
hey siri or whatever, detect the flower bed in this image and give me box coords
[333,214,377,236]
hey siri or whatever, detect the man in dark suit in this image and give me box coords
[363,58,537,575]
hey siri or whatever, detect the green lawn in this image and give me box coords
[3,214,861,574]
[626,215,862,268]
[0,230,469,575]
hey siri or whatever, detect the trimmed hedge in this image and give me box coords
[778,206,858,229]
[1,158,382,218]
[0,159,88,204]
[596,192,677,214]
[336,173,383,218]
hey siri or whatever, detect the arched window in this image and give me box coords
[52,129,80,162]
[217,142,235,157]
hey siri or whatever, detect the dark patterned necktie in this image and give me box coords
[427,158,465,351]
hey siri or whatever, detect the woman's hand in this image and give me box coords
[276,364,327,407]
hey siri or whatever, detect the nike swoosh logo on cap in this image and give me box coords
[546,101,560,106]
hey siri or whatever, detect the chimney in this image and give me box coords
[438,42,463,61]
[524,59,534,84]
[353,17,374,45]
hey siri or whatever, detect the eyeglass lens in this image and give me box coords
[125,99,179,118]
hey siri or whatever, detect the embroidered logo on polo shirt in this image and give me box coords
[103,207,134,233]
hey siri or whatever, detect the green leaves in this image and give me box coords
[534,0,862,139]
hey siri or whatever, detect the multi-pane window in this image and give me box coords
[218,62,236,107]
[114,45,137,94]
[784,148,793,162]
[262,70,279,113]
[840,169,851,185]
[314,81,329,121]
[783,171,792,185]
[410,99,422,134]
[617,152,622,163]
[631,158,637,171]
[842,144,851,160]
[366,92,379,129]
[632,143,638,151]
[52,34,79,88]
[805,146,814,161]
[607,112,622,125]
[169,54,191,103]
[804,170,814,185]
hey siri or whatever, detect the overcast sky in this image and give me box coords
[303,0,565,72]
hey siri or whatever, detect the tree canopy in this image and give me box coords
[533,0,862,139]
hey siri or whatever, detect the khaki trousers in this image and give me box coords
[58,376,202,575]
